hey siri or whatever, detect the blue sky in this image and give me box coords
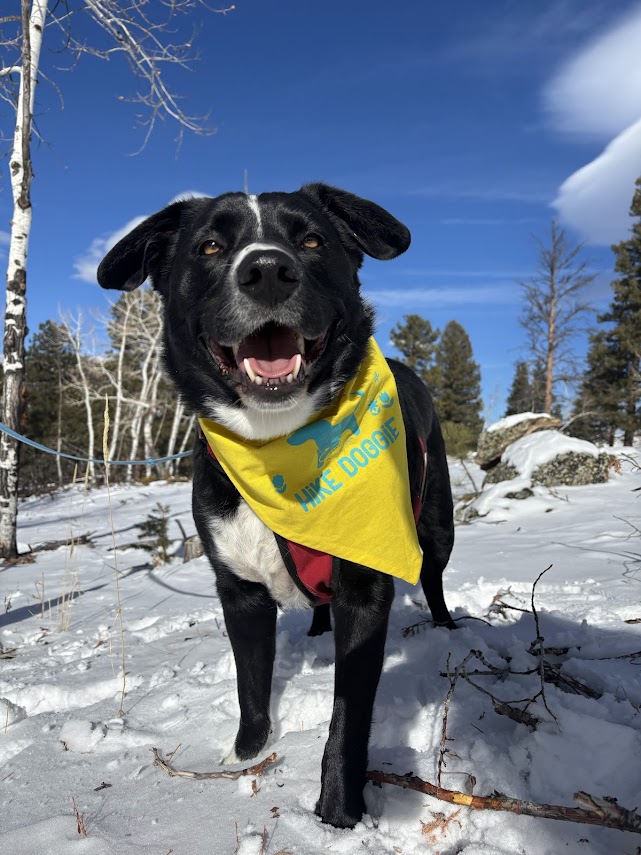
[2,0,641,421]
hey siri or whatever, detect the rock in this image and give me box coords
[529,451,610,487]
[483,461,518,484]
[504,486,534,500]
[183,534,204,563]
[476,412,559,470]
[482,431,610,488]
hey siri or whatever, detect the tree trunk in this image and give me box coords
[0,0,48,559]
[142,361,162,479]
[107,297,134,461]
[56,359,63,488]
[178,414,195,455]
[60,316,96,484]
[544,253,557,415]
[164,399,185,476]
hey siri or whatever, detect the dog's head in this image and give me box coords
[97,184,410,439]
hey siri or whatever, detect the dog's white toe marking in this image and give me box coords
[222,747,240,765]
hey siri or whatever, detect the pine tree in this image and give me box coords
[504,361,531,416]
[435,320,483,435]
[530,360,548,412]
[598,177,641,446]
[390,313,440,393]
[23,321,83,491]
[571,331,619,444]
[136,502,172,564]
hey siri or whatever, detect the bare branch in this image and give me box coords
[366,770,641,834]
[151,747,278,780]
[518,221,597,411]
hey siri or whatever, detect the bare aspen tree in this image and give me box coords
[122,290,164,482]
[519,221,596,414]
[58,313,99,484]
[165,399,186,475]
[0,0,47,557]
[0,1,233,557]
[100,294,137,463]
[178,414,196,455]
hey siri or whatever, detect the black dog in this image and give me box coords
[98,184,454,828]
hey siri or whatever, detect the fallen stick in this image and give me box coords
[151,748,277,781]
[366,770,641,835]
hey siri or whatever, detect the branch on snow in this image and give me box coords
[151,747,278,781]
[366,770,641,835]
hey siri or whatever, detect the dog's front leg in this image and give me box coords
[316,565,394,828]
[217,574,277,762]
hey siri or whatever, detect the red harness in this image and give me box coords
[201,432,426,606]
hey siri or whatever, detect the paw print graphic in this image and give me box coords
[272,474,287,494]
[380,391,395,409]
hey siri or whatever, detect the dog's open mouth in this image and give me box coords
[208,322,328,400]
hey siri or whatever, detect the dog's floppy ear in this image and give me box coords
[97,201,186,293]
[301,183,410,260]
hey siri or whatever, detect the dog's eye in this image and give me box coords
[200,240,223,256]
[302,234,322,249]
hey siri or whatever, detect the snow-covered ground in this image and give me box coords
[1,451,640,855]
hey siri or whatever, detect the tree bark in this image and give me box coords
[59,315,96,484]
[0,0,48,558]
[165,399,185,476]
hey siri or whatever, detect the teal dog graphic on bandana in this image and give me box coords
[287,392,365,468]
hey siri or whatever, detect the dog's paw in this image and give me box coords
[315,792,366,829]
[221,746,240,765]
[228,716,271,763]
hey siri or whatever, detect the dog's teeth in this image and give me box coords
[254,375,263,386]
[292,353,302,379]
[244,358,257,382]
[231,344,240,359]
[286,373,293,384]
[296,334,305,353]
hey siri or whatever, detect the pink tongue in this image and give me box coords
[237,326,301,379]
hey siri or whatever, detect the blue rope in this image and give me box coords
[0,421,193,467]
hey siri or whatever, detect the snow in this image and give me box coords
[503,430,602,476]
[1,458,640,854]
[486,412,553,433]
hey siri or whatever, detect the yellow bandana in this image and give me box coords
[199,338,422,584]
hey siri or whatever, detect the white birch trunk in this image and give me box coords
[107,298,134,462]
[60,315,96,483]
[142,357,162,479]
[124,291,163,482]
[165,399,185,475]
[178,414,196,454]
[0,0,48,557]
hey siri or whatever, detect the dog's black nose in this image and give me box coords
[236,247,300,306]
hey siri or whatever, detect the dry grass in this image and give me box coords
[72,797,88,837]
[103,397,127,716]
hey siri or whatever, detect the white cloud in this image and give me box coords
[545,3,641,245]
[439,218,540,226]
[553,118,641,244]
[365,286,516,309]
[73,192,211,284]
[0,230,10,246]
[408,185,550,203]
[543,4,641,139]
[397,268,529,279]
[74,216,146,284]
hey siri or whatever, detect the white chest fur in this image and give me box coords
[209,500,311,610]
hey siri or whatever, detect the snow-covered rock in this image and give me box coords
[483,431,610,487]
[476,412,559,470]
